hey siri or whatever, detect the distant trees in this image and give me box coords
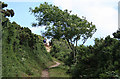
[30,2,96,63]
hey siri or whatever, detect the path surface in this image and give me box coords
[49,61,61,68]
[45,46,51,52]
[41,45,60,77]
[41,68,49,77]
[41,61,61,77]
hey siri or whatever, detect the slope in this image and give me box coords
[2,16,54,77]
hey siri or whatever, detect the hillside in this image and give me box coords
[2,16,54,77]
[1,1,120,78]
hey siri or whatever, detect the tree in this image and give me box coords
[0,1,14,17]
[30,2,96,63]
[113,30,120,40]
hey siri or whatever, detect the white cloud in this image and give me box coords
[29,26,46,35]
[53,0,73,10]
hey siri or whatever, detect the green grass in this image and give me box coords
[49,57,71,77]
[2,16,54,77]
[49,65,71,77]
[51,57,63,64]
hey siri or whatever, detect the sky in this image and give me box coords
[1,0,119,46]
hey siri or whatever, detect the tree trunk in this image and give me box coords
[66,39,78,64]
[75,40,78,64]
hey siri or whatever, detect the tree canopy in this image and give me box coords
[113,30,120,39]
[30,2,97,46]
[0,1,14,17]
[30,2,97,63]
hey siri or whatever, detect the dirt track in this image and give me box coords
[41,61,60,77]
[41,45,60,77]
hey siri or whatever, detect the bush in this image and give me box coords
[70,36,120,77]
[50,39,72,62]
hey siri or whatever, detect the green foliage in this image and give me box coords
[0,1,14,17]
[99,71,119,78]
[49,64,71,77]
[113,30,120,39]
[2,2,53,77]
[50,39,72,62]
[2,1,120,78]
[30,2,96,64]
[29,2,120,78]
[70,36,120,77]
[30,2,96,43]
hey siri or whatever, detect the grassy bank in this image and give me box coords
[2,16,54,77]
